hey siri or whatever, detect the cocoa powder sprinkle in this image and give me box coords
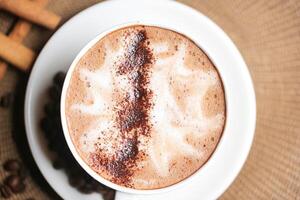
[90,29,154,187]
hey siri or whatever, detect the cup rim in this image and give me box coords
[61,21,255,195]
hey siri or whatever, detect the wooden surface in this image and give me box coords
[0,0,299,199]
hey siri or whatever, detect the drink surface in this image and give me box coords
[65,25,226,189]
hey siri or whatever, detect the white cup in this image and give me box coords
[61,22,256,195]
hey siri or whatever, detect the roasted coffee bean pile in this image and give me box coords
[0,159,33,199]
[40,72,115,200]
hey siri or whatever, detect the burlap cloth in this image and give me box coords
[0,0,299,199]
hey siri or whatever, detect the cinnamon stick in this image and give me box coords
[0,62,7,80]
[0,32,36,71]
[0,0,61,30]
[0,0,48,80]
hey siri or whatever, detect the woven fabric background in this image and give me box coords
[0,0,299,199]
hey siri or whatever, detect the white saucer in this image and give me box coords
[24,0,256,200]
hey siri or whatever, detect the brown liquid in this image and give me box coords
[65,25,226,189]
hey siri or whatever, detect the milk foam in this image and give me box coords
[65,26,226,189]
[148,43,222,176]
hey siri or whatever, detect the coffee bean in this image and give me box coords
[47,142,55,151]
[54,102,60,116]
[0,184,12,198]
[15,182,26,193]
[53,116,62,129]
[103,190,115,200]
[94,182,107,192]
[18,167,28,181]
[79,187,93,194]
[90,179,105,190]
[85,182,95,190]
[48,130,59,142]
[53,71,66,87]
[53,159,64,169]
[40,117,53,133]
[3,159,21,172]
[79,184,94,194]
[4,175,26,193]
[48,85,61,100]
[0,93,13,108]
[69,176,85,188]
[44,103,56,116]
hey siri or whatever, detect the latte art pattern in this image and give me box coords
[149,43,223,176]
[65,25,226,189]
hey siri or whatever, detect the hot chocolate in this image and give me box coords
[64,25,226,189]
